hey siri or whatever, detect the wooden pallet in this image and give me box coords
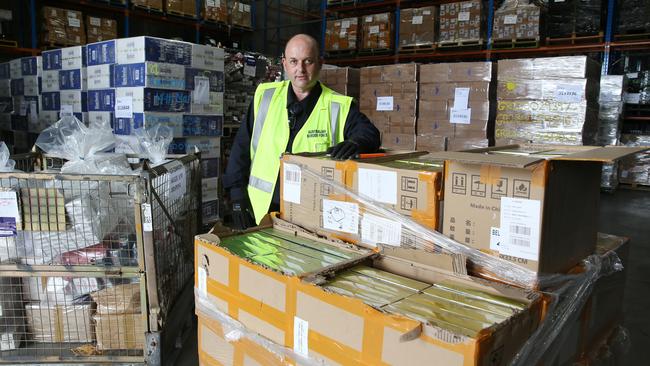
[325,49,357,58]
[614,32,650,42]
[546,32,603,46]
[625,103,650,117]
[167,10,197,19]
[438,39,483,49]
[398,43,436,54]
[327,0,355,6]
[619,182,650,191]
[133,4,164,13]
[358,48,393,56]
[491,38,539,49]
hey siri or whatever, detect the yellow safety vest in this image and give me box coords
[247,80,352,224]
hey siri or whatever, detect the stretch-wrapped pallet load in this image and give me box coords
[86,16,118,44]
[0,63,12,150]
[418,62,494,152]
[131,0,164,11]
[399,6,437,50]
[9,57,42,151]
[320,67,360,100]
[360,13,393,51]
[546,0,602,38]
[492,0,541,42]
[617,0,650,34]
[325,17,359,55]
[204,0,229,23]
[495,56,601,145]
[166,0,197,16]
[41,46,88,130]
[619,134,650,186]
[230,1,252,28]
[360,64,418,150]
[41,7,86,46]
[598,75,626,190]
[438,0,483,46]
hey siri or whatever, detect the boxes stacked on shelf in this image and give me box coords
[42,7,86,46]
[325,17,359,55]
[399,6,437,50]
[131,0,164,11]
[41,46,88,131]
[492,0,541,43]
[495,56,601,146]
[0,62,13,151]
[7,56,41,153]
[166,0,197,16]
[360,64,418,150]
[619,134,650,186]
[86,36,224,222]
[223,52,272,125]
[86,16,118,44]
[204,0,229,23]
[598,75,626,190]
[417,61,494,152]
[360,12,393,51]
[230,1,252,28]
[546,0,603,38]
[438,0,483,47]
[319,67,360,100]
[618,0,650,33]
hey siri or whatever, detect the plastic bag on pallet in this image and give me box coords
[133,124,173,166]
[0,142,15,172]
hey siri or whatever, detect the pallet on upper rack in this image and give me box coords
[546,32,603,46]
[132,4,164,13]
[325,49,357,58]
[625,104,650,117]
[358,48,393,56]
[326,0,355,6]
[398,43,436,54]
[438,39,483,49]
[614,31,650,42]
[491,38,539,49]
[167,10,197,19]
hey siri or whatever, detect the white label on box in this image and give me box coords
[450,108,471,124]
[115,96,133,118]
[458,12,470,21]
[68,17,80,27]
[358,168,397,205]
[283,163,301,204]
[197,267,207,296]
[1,333,15,351]
[342,20,350,29]
[0,191,20,234]
[369,25,380,34]
[376,96,394,111]
[207,0,216,6]
[499,197,541,261]
[624,93,640,104]
[626,72,638,79]
[168,162,187,201]
[293,316,309,357]
[322,199,359,234]
[555,84,584,103]
[89,17,101,26]
[244,4,250,12]
[243,63,256,77]
[28,101,38,124]
[60,104,73,117]
[142,203,153,232]
[412,16,423,25]
[193,76,211,105]
[504,15,518,24]
[453,87,470,109]
[362,213,402,247]
[489,226,501,251]
[0,305,2,316]
[365,16,373,22]
[239,3,244,11]
[424,10,431,15]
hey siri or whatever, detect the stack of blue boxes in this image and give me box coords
[86,36,224,223]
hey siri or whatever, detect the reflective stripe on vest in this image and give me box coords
[330,101,340,146]
[249,175,274,193]
[251,88,276,154]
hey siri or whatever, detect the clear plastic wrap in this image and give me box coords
[399,6,437,48]
[325,17,358,52]
[133,125,173,166]
[619,134,650,185]
[599,75,626,102]
[35,115,132,175]
[492,0,541,42]
[0,142,15,172]
[597,102,623,146]
[438,0,483,44]
[498,56,600,80]
[601,162,619,190]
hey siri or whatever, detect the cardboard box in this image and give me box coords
[86,40,117,66]
[169,136,221,158]
[25,302,94,342]
[320,67,360,100]
[420,62,492,83]
[114,87,191,113]
[58,68,87,90]
[185,68,225,92]
[204,0,228,23]
[230,1,252,28]
[360,63,418,84]
[439,0,483,44]
[116,36,192,66]
[94,313,145,350]
[381,132,416,150]
[87,89,115,112]
[191,44,225,71]
[360,12,393,50]
[190,91,224,114]
[195,217,543,366]
[416,134,447,152]
[41,70,60,92]
[437,145,645,274]
[166,0,184,14]
[498,56,600,80]
[60,46,86,70]
[59,90,87,113]
[399,6,437,48]
[114,62,186,89]
[325,17,359,52]
[492,2,541,42]
[87,64,114,89]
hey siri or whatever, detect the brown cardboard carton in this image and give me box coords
[420,81,490,102]
[498,56,600,80]
[382,132,417,150]
[94,313,145,350]
[492,2,541,41]
[360,64,418,84]
[148,0,164,11]
[204,0,229,23]
[436,145,646,273]
[194,218,543,366]
[325,17,359,52]
[439,0,483,45]
[25,302,94,343]
[230,1,252,28]
[320,67,360,100]
[360,12,393,50]
[166,0,184,14]
[420,62,492,83]
[416,134,447,152]
[399,6,437,48]
[183,0,198,16]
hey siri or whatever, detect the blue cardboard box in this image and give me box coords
[41,92,61,111]
[42,50,63,71]
[87,89,115,112]
[20,57,40,76]
[116,36,192,65]
[113,62,185,89]
[185,69,225,92]
[59,69,86,90]
[201,158,221,178]
[87,40,116,66]
[182,114,223,136]
[142,88,191,112]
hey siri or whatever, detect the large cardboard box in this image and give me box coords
[492,2,541,42]
[437,145,644,274]
[399,6,437,49]
[195,217,543,366]
[439,0,483,45]
[360,12,393,50]
[320,67,360,100]
[325,17,359,53]
[25,302,94,343]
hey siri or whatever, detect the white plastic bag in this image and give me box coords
[0,142,15,172]
[133,125,173,166]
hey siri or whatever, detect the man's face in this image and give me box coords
[282,38,321,91]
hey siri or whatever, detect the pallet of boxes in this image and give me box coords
[42,7,86,47]
[194,139,645,364]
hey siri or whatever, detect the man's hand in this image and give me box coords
[232,199,256,230]
[327,140,360,160]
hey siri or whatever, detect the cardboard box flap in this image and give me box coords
[549,146,649,163]
[380,246,468,276]
[428,151,544,168]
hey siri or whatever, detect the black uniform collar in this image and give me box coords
[286,81,322,108]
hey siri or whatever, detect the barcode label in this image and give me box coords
[286,170,300,183]
[499,197,541,261]
[510,237,531,248]
[362,213,402,247]
[509,224,531,237]
[283,164,301,204]
[142,203,153,232]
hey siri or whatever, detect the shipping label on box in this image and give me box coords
[202,177,219,202]
[87,64,114,89]
[114,62,186,89]
[58,68,87,90]
[61,46,86,70]
[191,44,225,71]
[116,36,192,66]
[87,89,115,112]
[185,68,224,92]
[42,50,63,71]
[87,40,116,66]
[59,90,87,113]
[169,137,220,158]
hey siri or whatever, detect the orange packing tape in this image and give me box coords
[479,164,502,186]
[531,160,548,188]
[412,171,443,231]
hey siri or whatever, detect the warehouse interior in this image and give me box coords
[0,0,649,365]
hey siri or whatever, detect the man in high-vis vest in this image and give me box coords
[224,34,381,229]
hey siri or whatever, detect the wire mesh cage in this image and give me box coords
[0,153,201,364]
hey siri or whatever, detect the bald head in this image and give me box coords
[282,34,323,95]
[284,34,320,59]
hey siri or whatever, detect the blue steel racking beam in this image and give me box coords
[602,0,617,75]
[320,0,327,57]
[29,0,36,49]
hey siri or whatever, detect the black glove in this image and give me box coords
[231,199,256,230]
[327,140,360,160]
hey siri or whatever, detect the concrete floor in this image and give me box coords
[175,190,650,366]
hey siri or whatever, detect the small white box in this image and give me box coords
[61,46,86,70]
[41,70,60,92]
[190,91,224,114]
[59,90,86,113]
[191,44,225,71]
[87,64,114,90]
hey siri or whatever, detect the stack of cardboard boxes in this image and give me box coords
[230,1,252,28]
[166,0,198,16]
[319,67,360,100]
[492,0,541,42]
[42,7,86,46]
[131,0,164,11]
[598,75,626,190]
[204,0,229,23]
[325,17,359,54]
[495,56,600,146]
[398,6,437,50]
[3,56,42,153]
[417,62,494,152]
[438,0,483,46]
[86,16,118,44]
[360,13,393,51]
[360,64,418,150]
